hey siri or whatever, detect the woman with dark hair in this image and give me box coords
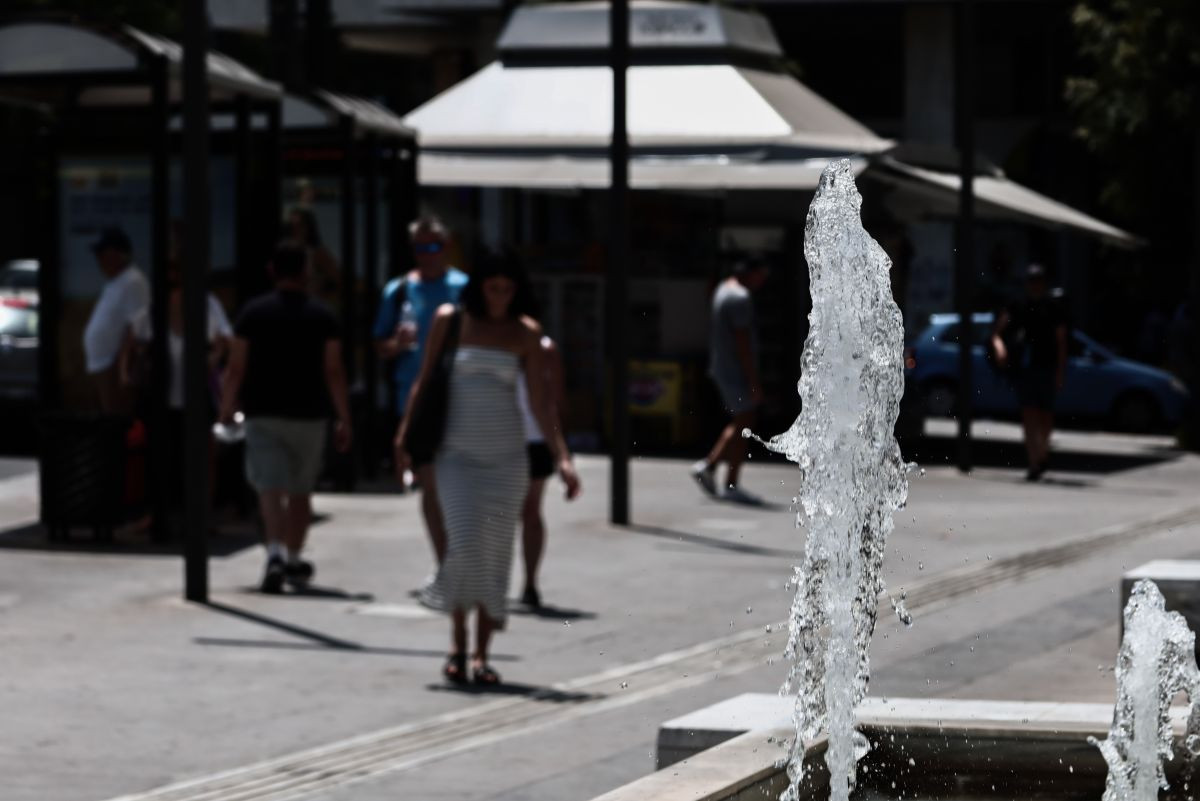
[285,207,341,308]
[397,252,581,686]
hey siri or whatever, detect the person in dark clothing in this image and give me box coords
[989,263,1068,481]
[219,240,353,593]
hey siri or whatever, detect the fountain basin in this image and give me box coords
[590,697,1200,801]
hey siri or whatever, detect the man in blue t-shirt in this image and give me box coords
[374,215,468,562]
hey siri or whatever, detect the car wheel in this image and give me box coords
[923,380,958,418]
[1112,393,1161,433]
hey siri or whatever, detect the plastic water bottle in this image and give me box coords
[398,300,419,351]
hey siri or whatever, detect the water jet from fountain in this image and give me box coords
[763,159,909,801]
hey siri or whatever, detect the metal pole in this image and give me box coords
[265,103,283,255]
[233,95,253,305]
[35,120,61,410]
[608,0,631,525]
[338,115,358,491]
[304,0,333,89]
[150,56,171,543]
[363,135,380,479]
[182,0,211,602]
[954,0,975,473]
[270,0,302,91]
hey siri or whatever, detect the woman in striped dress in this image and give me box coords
[397,253,581,686]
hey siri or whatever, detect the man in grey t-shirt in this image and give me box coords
[691,258,769,503]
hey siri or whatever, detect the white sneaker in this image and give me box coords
[690,460,717,497]
[722,485,762,506]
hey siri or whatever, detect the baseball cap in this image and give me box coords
[90,226,132,255]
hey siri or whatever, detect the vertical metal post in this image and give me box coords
[362,135,380,479]
[954,0,976,473]
[270,0,302,90]
[150,56,171,542]
[182,0,211,603]
[305,0,333,89]
[390,145,415,280]
[234,95,254,304]
[1191,132,1200,447]
[339,116,358,386]
[265,103,283,255]
[35,120,61,410]
[608,0,631,525]
[338,115,358,490]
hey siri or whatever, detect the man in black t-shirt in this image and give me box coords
[989,263,1068,481]
[220,241,352,593]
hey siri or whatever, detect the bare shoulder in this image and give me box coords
[519,315,543,338]
[515,316,543,354]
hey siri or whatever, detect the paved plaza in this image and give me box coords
[2,422,1198,800]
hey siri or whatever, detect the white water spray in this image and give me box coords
[764,160,909,801]
[1091,579,1200,801]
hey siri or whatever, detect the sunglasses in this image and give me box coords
[413,241,445,255]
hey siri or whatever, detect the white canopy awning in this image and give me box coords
[870,158,1141,249]
[404,61,891,153]
[418,152,863,190]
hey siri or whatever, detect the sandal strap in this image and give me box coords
[474,664,501,684]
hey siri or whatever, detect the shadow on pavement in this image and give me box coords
[0,522,259,556]
[425,682,601,702]
[629,523,803,560]
[903,434,1178,475]
[507,602,596,622]
[198,600,514,660]
[193,637,516,660]
[235,584,375,602]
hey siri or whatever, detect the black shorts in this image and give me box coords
[528,442,554,480]
[1014,366,1057,412]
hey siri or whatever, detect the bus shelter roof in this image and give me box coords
[0,20,281,107]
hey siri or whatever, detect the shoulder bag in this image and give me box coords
[402,310,461,464]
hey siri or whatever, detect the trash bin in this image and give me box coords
[37,412,132,541]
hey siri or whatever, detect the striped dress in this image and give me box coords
[422,346,529,628]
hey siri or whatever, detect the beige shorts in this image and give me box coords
[244,417,326,493]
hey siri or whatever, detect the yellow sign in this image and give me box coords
[629,360,682,416]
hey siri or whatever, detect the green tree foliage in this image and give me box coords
[1066,0,1200,259]
[3,0,180,35]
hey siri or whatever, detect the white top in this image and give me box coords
[515,373,543,444]
[514,335,553,444]
[130,294,233,409]
[83,266,150,373]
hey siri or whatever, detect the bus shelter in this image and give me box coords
[0,17,282,538]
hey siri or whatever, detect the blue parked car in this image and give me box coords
[906,313,1190,433]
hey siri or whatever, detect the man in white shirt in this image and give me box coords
[83,227,149,413]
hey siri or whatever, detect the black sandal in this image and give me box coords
[443,653,468,685]
[473,663,502,687]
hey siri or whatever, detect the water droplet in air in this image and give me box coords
[620,681,628,689]
[745,606,753,614]
[918,561,924,570]
[918,468,926,477]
